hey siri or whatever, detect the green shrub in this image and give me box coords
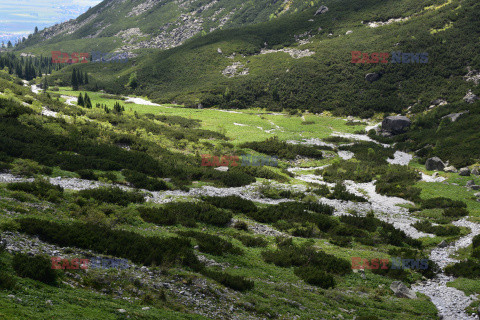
[177,231,243,256]
[413,221,461,236]
[10,158,52,177]
[294,266,335,289]
[78,187,145,206]
[472,234,480,249]
[7,178,63,202]
[421,197,467,209]
[240,136,324,159]
[232,233,268,247]
[123,169,169,191]
[202,195,257,213]
[12,253,59,285]
[445,259,480,279]
[139,202,232,227]
[443,207,469,217]
[16,218,201,270]
[76,169,98,180]
[220,170,256,187]
[201,269,254,291]
[262,238,350,275]
[0,219,20,232]
[0,270,16,290]
[9,191,37,203]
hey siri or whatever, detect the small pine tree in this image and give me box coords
[43,77,48,93]
[34,26,38,34]
[72,69,78,91]
[84,72,89,84]
[7,41,12,48]
[78,93,84,106]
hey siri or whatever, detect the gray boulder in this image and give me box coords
[444,166,457,173]
[438,240,449,248]
[467,180,475,187]
[390,281,417,299]
[365,72,381,83]
[442,111,469,122]
[425,157,445,171]
[474,192,480,198]
[472,167,480,175]
[459,167,471,176]
[315,5,329,15]
[382,116,411,135]
[472,185,480,190]
[464,90,479,104]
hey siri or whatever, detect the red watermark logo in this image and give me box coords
[351,257,429,269]
[351,51,428,64]
[51,51,89,64]
[51,257,129,270]
[201,154,278,167]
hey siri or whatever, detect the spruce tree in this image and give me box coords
[78,93,84,106]
[43,77,48,93]
[72,69,78,90]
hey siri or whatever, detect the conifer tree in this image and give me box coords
[72,69,78,90]
[78,93,84,106]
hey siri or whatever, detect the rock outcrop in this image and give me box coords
[381,116,411,135]
[390,281,417,299]
[425,157,445,171]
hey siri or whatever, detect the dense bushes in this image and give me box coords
[294,266,335,289]
[16,218,201,270]
[262,238,351,275]
[78,187,145,206]
[262,238,349,288]
[240,137,323,160]
[201,269,254,292]
[177,231,243,256]
[412,221,461,237]
[247,202,335,235]
[139,202,232,227]
[123,169,169,191]
[375,165,421,201]
[7,179,63,202]
[314,183,367,202]
[12,253,59,285]
[232,233,268,247]
[445,259,480,279]
[421,197,467,209]
[201,195,257,213]
[443,207,469,218]
[219,169,256,187]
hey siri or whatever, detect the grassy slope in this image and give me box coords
[0,74,442,319]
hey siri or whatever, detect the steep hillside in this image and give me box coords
[15,0,324,54]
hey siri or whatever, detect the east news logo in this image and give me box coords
[351,51,428,64]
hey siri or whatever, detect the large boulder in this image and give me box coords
[382,116,411,135]
[472,167,480,176]
[444,166,457,173]
[425,157,445,171]
[459,167,471,176]
[315,5,329,15]
[464,90,480,104]
[390,281,417,299]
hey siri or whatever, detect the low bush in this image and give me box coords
[139,202,232,227]
[177,231,243,256]
[220,169,256,187]
[240,136,323,159]
[7,178,63,202]
[10,158,52,177]
[16,218,201,270]
[232,233,268,247]
[78,187,145,206]
[201,269,254,291]
[262,238,351,275]
[443,207,469,217]
[421,197,467,209]
[294,266,335,289]
[0,271,16,290]
[201,195,257,213]
[445,259,480,279]
[12,253,59,285]
[123,169,169,191]
[413,221,461,236]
